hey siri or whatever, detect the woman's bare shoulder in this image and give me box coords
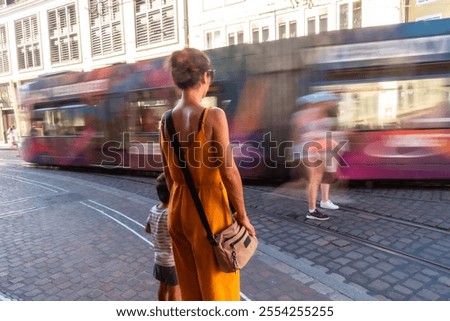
[206,106,226,121]
[203,107,228,138]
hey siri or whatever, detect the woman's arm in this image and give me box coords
[209,108,256,236]
[159,115,174,191]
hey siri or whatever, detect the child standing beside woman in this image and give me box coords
[145,173,180,301]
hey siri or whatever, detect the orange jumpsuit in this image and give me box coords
[160,108,240,301]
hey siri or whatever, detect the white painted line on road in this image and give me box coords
[239,292,252,301]
[29,180,69,193]
[80,201,154,247]
[0,291,20,301]
[0,196,40,207]
[0,293,12,301]
[0,206,48,219]
[0,173,69,193]
[87,200,145,229]
[2,168,154,207]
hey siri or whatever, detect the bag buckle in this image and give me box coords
[209,234,219,246]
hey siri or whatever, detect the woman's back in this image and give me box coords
[164,107,220,186]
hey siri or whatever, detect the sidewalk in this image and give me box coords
[240,241,372,301]
[0,142,15,150]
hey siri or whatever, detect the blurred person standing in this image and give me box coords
[7,125,20,156]
[145,173,180,301]
[291,92,341,220]
[7,125,18,146]
[159,48,256,300]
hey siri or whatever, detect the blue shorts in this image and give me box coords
[153,264,178,286]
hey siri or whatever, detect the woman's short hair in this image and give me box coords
[168,48,212,89]
[155,173,170,204]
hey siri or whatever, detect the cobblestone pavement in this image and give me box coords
[1,148,449,301]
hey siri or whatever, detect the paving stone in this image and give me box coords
[403,278,423,290]
[368,280,390,292]
[363,267,383,279]
[339,266,357,277]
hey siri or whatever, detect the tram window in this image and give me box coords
[314,76,450,130]
[126,90,172,134]
[398,85,404,111]
[201,95,218,107]
[30,111,45,136]
[221,99,232,111]
[407,84,414,108]
[32,104,96,136]
[127,104,165,133]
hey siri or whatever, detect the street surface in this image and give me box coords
[1,147,449,301]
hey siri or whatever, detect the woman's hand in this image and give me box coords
[235,213,256,237]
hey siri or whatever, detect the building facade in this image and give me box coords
[188,0,403,49]
[405,0,450,21]
[0,0,404,143]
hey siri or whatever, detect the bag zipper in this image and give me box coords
[230,227,247,248]
[222,224,244,243]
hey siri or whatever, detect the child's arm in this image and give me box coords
[145,213,152,233]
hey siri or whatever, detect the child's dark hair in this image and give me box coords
[156,173,170,204]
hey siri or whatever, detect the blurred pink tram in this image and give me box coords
[19,18,450,181]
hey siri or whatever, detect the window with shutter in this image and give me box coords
[15,15,42,70]
[307,17,316,35]
[0,24,10,73]
[237,31,243,44]
[353,1,362,28]
[279,23,286,39]
[89,0,124,57]
[319,14,328,33]
[135,0,177,48]
[48,4,80,65]
[289,21,297,38]
[0,25,10,74]
[228,33,235,45]
[339,3,349,30]
[252,24,271,44]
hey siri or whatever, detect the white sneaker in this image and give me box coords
[320,200,339,210]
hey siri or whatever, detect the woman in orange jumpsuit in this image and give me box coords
[159,48,256,301]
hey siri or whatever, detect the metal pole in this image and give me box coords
[183,0,189,47]
[0,87,8,143]
[0,107,5,143]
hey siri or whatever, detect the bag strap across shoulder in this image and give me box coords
[165,110,218,246]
